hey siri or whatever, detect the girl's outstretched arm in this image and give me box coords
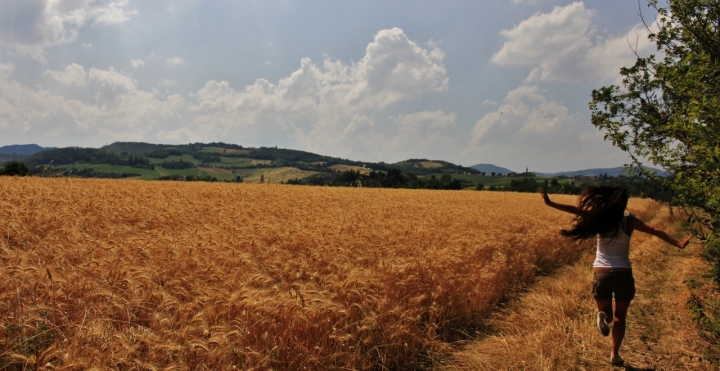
[628,216,692,249]
[538,188,582,215]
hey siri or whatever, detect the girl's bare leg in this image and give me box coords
[596,299,613,324]
[611,301,631,356]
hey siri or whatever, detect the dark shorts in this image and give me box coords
[592,271,635,302]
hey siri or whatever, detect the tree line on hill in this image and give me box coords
[500,175,671,201]
[157,174,243,182]
[316,169,464,190]
[0,160,240,183]
[282,167,673,200]
[285,169,464,190]
[22,147,154,170]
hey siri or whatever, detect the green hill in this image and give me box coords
[23,147,121,167]
[0,144,56,156]
[470,163,515,175]
[391,159,479,175]
[16,142,487,186]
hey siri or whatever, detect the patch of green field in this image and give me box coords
[234,167,317,184]
[56,164,160,180]
[251,159,273,165]
[217,156,251,164]
[202,157,259,169]
[146,154,200,165]
[204,162,239,169]
[148,155,257,169]
[55,163,233,181]
[197,167,237,181]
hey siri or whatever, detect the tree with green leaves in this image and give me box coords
[590,0,720,277]
[1,161,30,176]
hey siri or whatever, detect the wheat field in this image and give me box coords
[0,177,657,370]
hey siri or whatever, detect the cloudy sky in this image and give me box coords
[0,0,660,172]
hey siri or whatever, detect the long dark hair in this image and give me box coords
[561,186,629,241]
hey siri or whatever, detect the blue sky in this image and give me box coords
[0,0,660,172]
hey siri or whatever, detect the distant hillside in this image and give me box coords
[0,144,55,155]
[101,142,199,154]
[391,159,479,175]
[23,147,126,167]
[246,146,363,167]
[10,142,549,186]
[470,163,515,175]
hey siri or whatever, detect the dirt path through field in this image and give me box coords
[437,215,718,370]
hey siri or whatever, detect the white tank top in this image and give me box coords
[593,214,633,269]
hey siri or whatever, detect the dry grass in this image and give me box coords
[0,177,656,369]
[419,162,443,169]
[440,202,714,370]
[199,147,250,155]
[242,167,317,184]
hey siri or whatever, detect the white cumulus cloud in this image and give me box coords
[0,0,135,60]
[45,63,88,86]
[470,85,579,142]
[0,62,180,143]
[492,2,655,83]
[157,79,177,87]
[353,28,448,107]
[165,57,185,66]
[0,62,14,79]
[392,110,456,129]
[0,28,455,162]
[130,59,145,68]
[464,84,623,171]
[188,28,450,159]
